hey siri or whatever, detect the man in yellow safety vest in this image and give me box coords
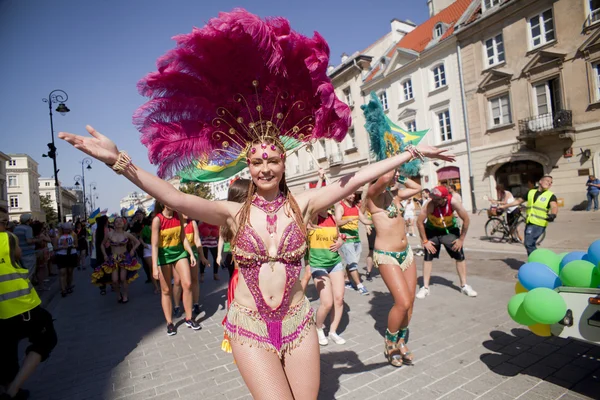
[500,175,558,255]
[0,207,57,400]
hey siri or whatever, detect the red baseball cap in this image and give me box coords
[431,186,449,198]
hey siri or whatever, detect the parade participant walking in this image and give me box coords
[198,222,220,282]
[91,216,112,295]
[31,222,51,292]
[365,173,422,366]
[55,223,78,297]
[74,221,88,270]
[586,174,600,212]
[96,217,142,303]
[173,215,208,317]
[151,203,199,335]
[140,216,159,294]
[0,207,58,400]
[336,193,371,295]
[415,186,476,299]
[13,214,38,276]
[59,9,454,397]
[499,175,558,255]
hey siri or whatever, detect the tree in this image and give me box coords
[179,182,213,200]
[40,195,58,226]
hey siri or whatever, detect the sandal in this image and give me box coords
[398,339,414,365]
[383,339,403,367]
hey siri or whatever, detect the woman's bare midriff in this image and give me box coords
[233,261,305,311]
[369,192,409,252]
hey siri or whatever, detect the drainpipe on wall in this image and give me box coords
[456,41,477,213]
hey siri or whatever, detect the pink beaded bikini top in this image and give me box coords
[233,222,306,267]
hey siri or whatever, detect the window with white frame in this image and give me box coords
[589,0,600,24]
[8,175,17,187]
[8,160,16,166]
[319,139,327,158]
[437,110,452,142]
[46,193,51,199]
[345,128,356,150]
[432,64,446,89]
[593,62,600,101]
[485,33,505,66]
[483,0,500,11]
[489,94,512,127]
[405,120,417,132]
[402,79,413,101]
[529,9,555,49]
[9,195,18,208]
[308,159,315,170]
[45,182,50,186]
[434,23,443,38]
[379,91,389,110]
[343,87,353,106]
[534,78,561,116]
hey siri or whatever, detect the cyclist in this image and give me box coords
[499,175,557,255]
[490,184,519,227]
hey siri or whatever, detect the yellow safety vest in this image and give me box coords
[526,189,554,228]
[0,232,41,319]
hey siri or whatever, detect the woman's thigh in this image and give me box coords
[313,275,332,304]
[174,258,191,285]
[159,265,173,292]
[378,261,416,306]
[231,342,294,400]
[283,325,320,399]
[328,270,346,302]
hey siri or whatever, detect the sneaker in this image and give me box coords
[366,273,373,282]
[316,328,328,346]
[357,286,369,296]
[415,286,430,299]
[345,281,354,289]
[173,306,182,318]
[167,323,177,336]
[329,332,346,345]
[185,319,202,330]
[192,304,201,316]
[461,284,477,297]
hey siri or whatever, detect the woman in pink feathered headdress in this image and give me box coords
[59,9,454,398]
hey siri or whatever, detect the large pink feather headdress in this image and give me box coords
[134,9,351,178]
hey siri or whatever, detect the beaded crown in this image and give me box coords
[134,9,351,178]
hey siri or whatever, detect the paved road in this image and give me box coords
[23,245,599,400]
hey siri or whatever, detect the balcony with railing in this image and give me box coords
[517,110,573,139]
[585,7,600,29]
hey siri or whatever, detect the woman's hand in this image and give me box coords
[330,237,344,252]
[58,125,120,165]
[215,254,221,266]
[129,249,136,257]
[415,145,456,163]
[190,254,197,267]
[152,266,159,280]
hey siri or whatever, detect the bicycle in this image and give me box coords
[482,200,546,245]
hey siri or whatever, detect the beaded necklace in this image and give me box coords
[251,192,286,238]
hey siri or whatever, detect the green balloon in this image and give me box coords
[507,293,536,326]
[523,288,567,325]
[559,260,599,288]
[528,249,560,274]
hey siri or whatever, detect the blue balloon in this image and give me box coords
[518,262,562,291]
[587,240,600,267]
[559,251,587,271]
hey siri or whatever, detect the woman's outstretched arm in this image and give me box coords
[301,145,454,216]
[59,125,238,226]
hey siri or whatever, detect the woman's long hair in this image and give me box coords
[95,215,108,264]
[232,142,307,249]
[221,178,250,243]
[154,201,164,215]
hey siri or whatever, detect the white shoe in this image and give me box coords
[461,284,477,297]
[415,286,430,299]
[329,332,346,345]
[316,328,328,346]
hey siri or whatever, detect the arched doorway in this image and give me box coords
[437,166,461,195]
[495,160,544,199]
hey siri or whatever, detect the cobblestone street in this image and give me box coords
[24,244,600,400]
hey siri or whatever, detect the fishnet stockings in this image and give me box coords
[231,326,320,400]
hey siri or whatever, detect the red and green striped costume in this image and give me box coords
[157,212,188,266]
[308,214,341,269]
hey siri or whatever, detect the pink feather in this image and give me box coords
[134,8,351,178]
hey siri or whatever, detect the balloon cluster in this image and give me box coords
[507,241,600,337]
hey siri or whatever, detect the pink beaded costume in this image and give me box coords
[134,9,350,357]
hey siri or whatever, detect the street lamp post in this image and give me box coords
[88,182,97,211]
[42,90,70,223]
[74,157,92,221]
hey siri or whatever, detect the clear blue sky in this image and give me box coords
[0,0,428,214]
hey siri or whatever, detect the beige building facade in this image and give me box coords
[39,178,78,222]
[6,154,44,221]
[456,0,600,209]
[285,19,416,193]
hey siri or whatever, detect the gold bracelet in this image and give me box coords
[110,151,132,175]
